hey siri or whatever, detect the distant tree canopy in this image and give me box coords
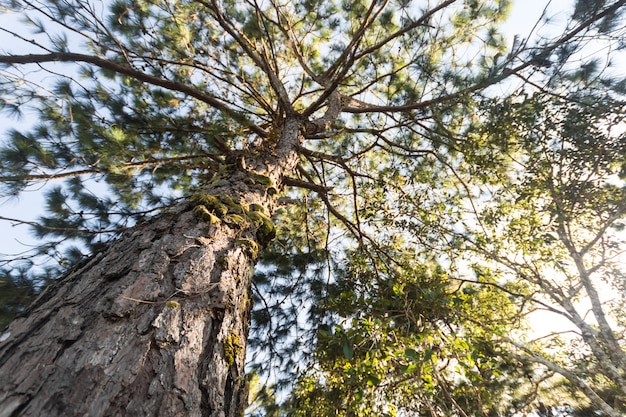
[0,0,625,415]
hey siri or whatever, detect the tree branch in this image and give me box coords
[0,52,266,137]
[341,0,626,114]
[282,176,332,193]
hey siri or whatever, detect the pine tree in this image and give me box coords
[0,0,624,415]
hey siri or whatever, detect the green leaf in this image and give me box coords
[342,341,354,360]
[365,374,381,386]
[404,348,419,362]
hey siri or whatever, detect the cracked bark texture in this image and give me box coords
[0,118,303,417]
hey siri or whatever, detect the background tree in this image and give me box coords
[0,0,625,415]
[457,85,626,416]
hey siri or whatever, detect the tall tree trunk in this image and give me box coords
[0,118,302,417]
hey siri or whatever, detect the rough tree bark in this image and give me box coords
[0,118,303,417]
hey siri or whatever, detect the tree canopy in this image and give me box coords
[1,0,626,415]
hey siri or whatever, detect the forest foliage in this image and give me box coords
[1,0,626,415]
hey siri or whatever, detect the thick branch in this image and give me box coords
[506,340,621,417]
[0,215,130,235]
[353,0,457,60]
[0,52,266,137]
[282,176,332,193]
[304,90,343,134]
[0,169,99,182]
[341,0,626,114]
[0,154,221,183]
[202,0,294,116]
